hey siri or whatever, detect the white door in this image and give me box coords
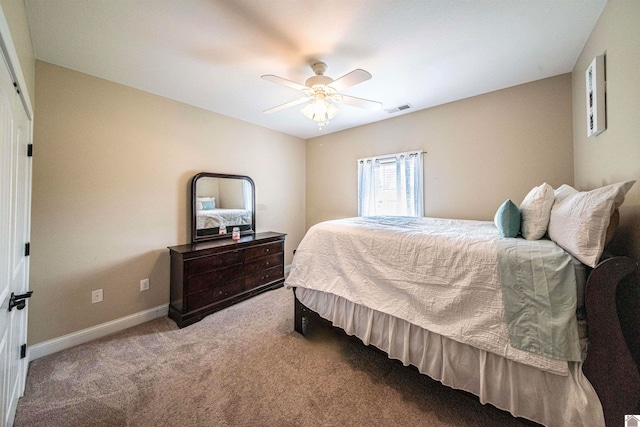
[0,31,32,426]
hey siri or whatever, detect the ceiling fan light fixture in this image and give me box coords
[262,61,379,129]
[301,98,338,127]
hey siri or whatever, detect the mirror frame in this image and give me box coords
[191,172,256,243]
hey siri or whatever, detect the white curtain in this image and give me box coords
[243,180,253,211]
[357,151,423,217]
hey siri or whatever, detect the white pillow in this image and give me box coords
[548,181,635,267]
[519,182,554,240]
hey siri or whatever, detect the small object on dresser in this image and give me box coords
[219,226,227,235]
[232,227,240,240]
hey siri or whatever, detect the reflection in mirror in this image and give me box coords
[191,173,255,243]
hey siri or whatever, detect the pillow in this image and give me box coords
[494,199,521,238]
[196,197,215,210]
[200,200,214,210]
[552,183,579,203]
[548,180,635,267]
[519,182,554,240]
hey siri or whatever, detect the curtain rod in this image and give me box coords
[357,150,426,164]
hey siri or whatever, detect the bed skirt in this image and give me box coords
[295,287,605,427]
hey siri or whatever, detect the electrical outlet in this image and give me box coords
[91,289,103,303]
[140,278,149,292]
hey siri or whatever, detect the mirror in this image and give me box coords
[191,172,255,243]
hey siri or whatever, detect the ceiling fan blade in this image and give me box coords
[331,94,382,111]
[328,69,372,92]
[261,74,309,91]
[263,97,310,114]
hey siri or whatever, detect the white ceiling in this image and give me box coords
[24,0,606,140]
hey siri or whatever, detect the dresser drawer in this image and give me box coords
[245,265,284,290]
[244,241,283,261]
[187,279,244,311]
[245,252,283,275]
[185,250,243,276]
[186,264,244,294]
[169,232,286,328]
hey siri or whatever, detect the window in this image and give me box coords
[357,151,423,217]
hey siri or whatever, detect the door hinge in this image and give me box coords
[13,81,20,95]
[27,144,33,157]
[24,242,30,256]
[20,344,26,359]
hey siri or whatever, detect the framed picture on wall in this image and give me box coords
[586,54,606,137]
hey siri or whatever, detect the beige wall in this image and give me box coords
[0,0,35,107]
[306,74,574,228]
[30,61,306,345]
[572,0,640,260]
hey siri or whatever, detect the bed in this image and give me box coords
[196,208,252,230]
[285,181,639,427]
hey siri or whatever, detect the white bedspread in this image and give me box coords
[196,208,252,230]
[285,216,570,375]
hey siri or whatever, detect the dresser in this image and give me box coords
[168,232,286,328]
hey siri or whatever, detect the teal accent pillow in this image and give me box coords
[201,200,214,210]
[494,199,521,238]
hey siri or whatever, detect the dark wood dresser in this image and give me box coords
[168,232,286,328]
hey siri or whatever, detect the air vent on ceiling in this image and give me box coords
[385,104,412,114]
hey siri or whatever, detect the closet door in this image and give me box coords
[0,25,33,427]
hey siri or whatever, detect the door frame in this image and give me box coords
[0,6,33,122]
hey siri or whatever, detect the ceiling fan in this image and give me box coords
[261,62,382,128]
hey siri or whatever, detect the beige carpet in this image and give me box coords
[14,287,536,426]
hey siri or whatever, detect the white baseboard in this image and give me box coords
[28,268,292,361]
[28,304,169,361]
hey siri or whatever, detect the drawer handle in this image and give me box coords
[266,248,270,252]
[266,261,270,266]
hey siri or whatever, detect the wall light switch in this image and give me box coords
[140,278,150,291]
